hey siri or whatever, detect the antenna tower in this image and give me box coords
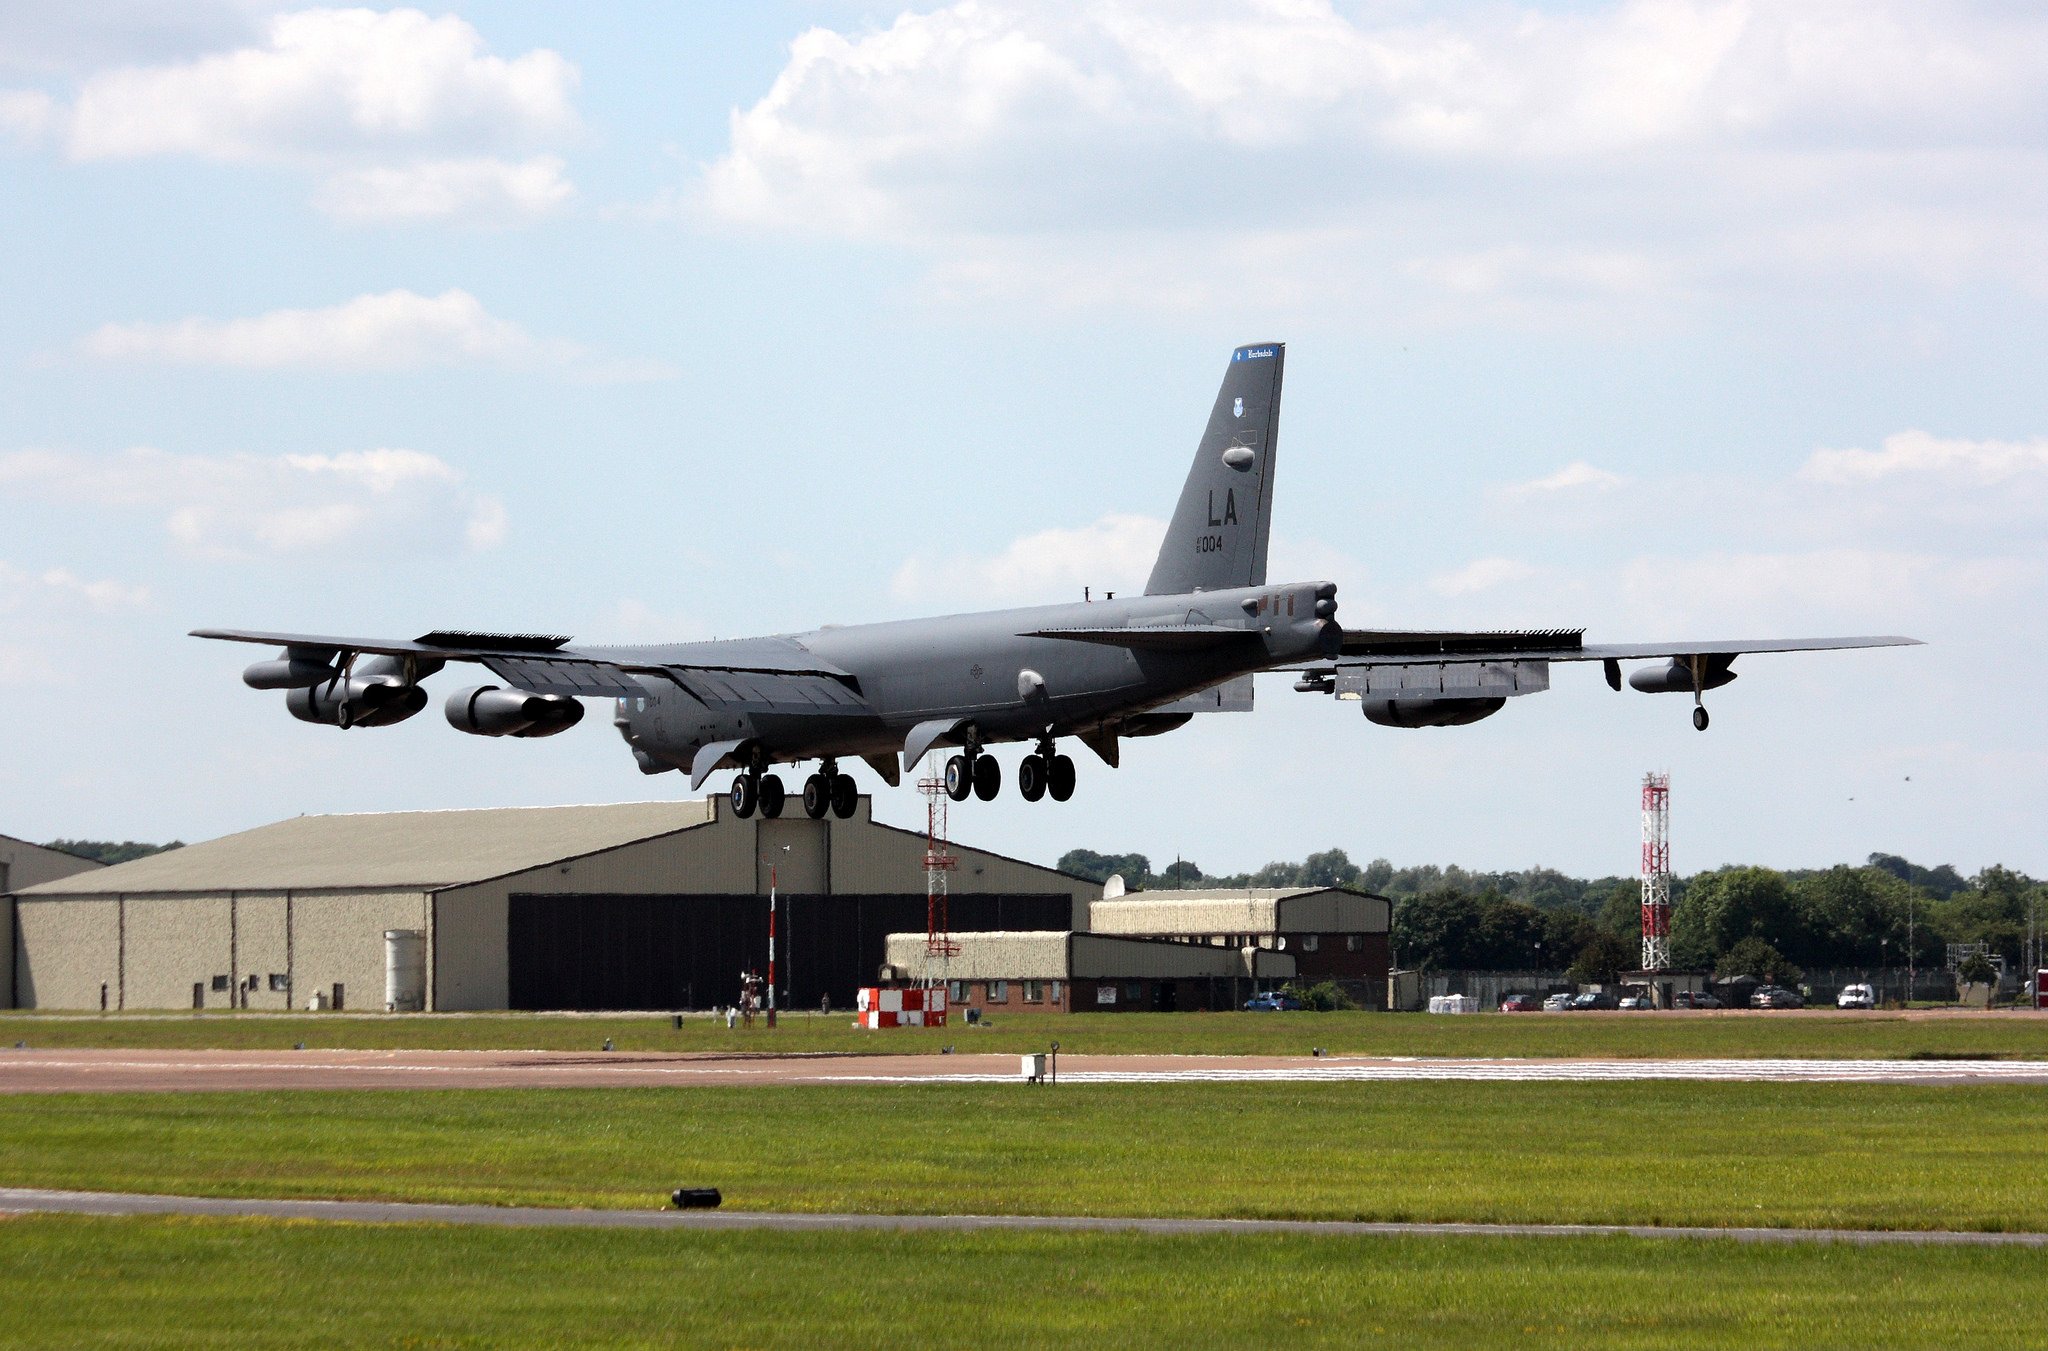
[919,754,959,969]
[1640,772,1672,971]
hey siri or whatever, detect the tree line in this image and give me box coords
[1058,847,2043,985]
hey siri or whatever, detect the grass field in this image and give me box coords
[1,1214,2042,1350]
[4,1081,2042,1231]
[6,1007,2046,1059]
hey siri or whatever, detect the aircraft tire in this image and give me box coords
[831,773,858,819]
[1018,755,1047,802]
[944,754,972,802]
[730,775,758,819]
[1047,754,1076,802]
[972,754,1001,802]
[758,773,786,819]
[803,774,830,818]
[1693,707,1710,732]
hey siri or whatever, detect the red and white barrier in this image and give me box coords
[856,986,949,1028]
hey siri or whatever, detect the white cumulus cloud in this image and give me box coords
[1801,431,2048,487]
[77,288,672,381]
[0,444,507,560]
[1506,461,1626,495]
[1429,557,1537,597]
[892,512,1165,607]
[701,0,2048,319]
[33,7,579,222]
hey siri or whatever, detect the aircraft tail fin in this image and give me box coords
[1144,343,1284,596]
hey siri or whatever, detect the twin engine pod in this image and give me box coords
[264,653,439,729]
[1360,696,1506,729]
[444,685,585,738]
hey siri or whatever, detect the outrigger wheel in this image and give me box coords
[1693,706,1710,732]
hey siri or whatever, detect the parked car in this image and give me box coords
[1542,992,1576,1011]
[1671,991,1722,1010]
[1571,991,1620,1010]
[1837,984,1876,1010]
[1244,992,1303,1012]
[1751,986,1806,1009]
[1499,993,1542,1012]
[1617,994,1653,1010]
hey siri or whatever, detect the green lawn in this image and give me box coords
[6,1007,2046,1059]
[1,1214,2042,1350]
[4,1081,2042,1231]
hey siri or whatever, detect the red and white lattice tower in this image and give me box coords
[919,754,959,968]
[1640,772,1672,971]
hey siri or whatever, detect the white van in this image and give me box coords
[1837,983,1875,1009]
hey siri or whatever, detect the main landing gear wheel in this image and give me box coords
[758,773,786,819]
[830,772,858,819]
[1018,755,1047,802]
[1693,706,1710,732]
[972,754,1001,802]
[729,774,758,819]
[944,754,972,802]
[1047,753,1076,802]
[802,773,829,819]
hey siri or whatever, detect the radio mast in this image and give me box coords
[1640,772,1672,971]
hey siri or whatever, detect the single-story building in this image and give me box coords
[882,929,1295,1013]
[10,797,1089,1012]
[1,835,104,1008]
[1088,886,1392,1007]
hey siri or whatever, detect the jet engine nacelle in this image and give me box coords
[287,679,428,728]
[243,649,338,689]
[1362,696,1506,728]
[444,685,585,738]
[1628,657,1738,695]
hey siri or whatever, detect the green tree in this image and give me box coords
[1956,950,1998,997]
[1715,936,1802,986]
[44,840,182,865]
[1159,859,1204,887]
[1670,866,1799,969]
[1058,850,1153,887]
[1300,848,1365,889]
[1566,930,1636,985]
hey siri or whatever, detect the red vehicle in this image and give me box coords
[1499,993,1542,1012]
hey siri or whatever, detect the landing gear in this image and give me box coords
[729,774,758,819]
[758,773,786,819]
[972,754,1001,802]
[803,761,859,819]
[1018,754,1047,802]
[944,753,972,802]
[1693,706,1710,732]
[1047,753,1076,802]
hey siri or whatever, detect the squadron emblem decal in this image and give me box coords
[1233,397,1244,418]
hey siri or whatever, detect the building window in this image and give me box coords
[1050,981,1064,1004]
[948,980,966,1004]
[210,975,230,992]
[1346,934,1363,952]
[988,980,1009,1004]
[1022,980,1043,1003]
[1124,981,1144,1003]
[1302,934,1321,953]
[269,974,290,992]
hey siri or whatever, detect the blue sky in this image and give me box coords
[2,1,2042,880]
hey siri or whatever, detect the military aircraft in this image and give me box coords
[195,343,1917,820]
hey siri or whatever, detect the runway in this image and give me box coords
[3,1046,2044,1092]
[1,1186,2040,1247]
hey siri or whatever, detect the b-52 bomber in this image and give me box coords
[195,343,1918,820]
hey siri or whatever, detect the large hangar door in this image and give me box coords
[507,892,1076,1011]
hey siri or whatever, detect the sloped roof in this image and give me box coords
[17,801,715,895]
[1089,887,1390,935]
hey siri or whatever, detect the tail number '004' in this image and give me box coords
[1195,534,1226,553]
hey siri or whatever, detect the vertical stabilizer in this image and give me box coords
[1144,343,1284,596]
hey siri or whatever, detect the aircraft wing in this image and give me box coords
[190,627,863,700]
[1324,628,1922,665]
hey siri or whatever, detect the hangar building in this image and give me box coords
[9,798,1088,1013]
[0,836,104,1008]
[881,886,1392,1013]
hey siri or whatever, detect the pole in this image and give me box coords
[1906,891,1915,1009]
[767,862,778,1029]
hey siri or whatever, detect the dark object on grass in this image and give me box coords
[294,1042,305,1051]
[671,1188,722,1210]
[672,1015,683,1030]
[602,1038,614,1051]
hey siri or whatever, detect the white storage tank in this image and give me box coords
[384,929,426,1011]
